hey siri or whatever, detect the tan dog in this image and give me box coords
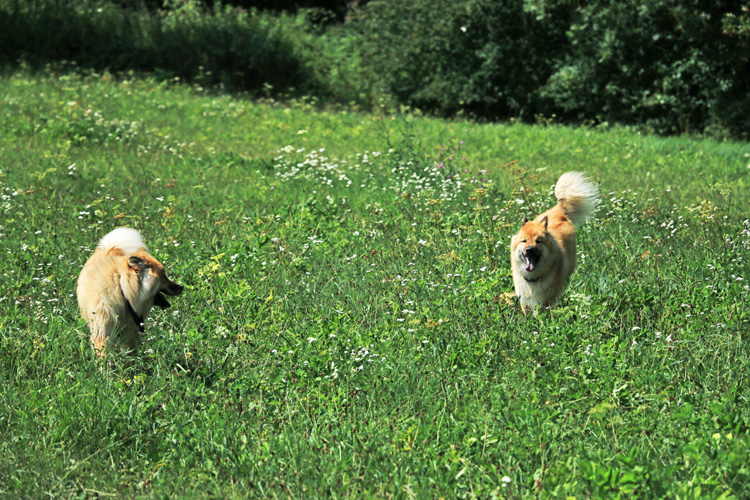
[77,227,183,355]
[511,172,599,314]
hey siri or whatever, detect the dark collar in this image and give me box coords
[122,291,145,332]
[524,276,541,283]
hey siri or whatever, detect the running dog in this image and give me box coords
[510,172,599,314]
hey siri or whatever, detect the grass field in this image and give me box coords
[1,68,749,498]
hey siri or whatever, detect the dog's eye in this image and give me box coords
[536,237,543,244]
[520,239,526,243]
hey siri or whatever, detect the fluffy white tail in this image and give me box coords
[97,227,147,254]
[555,172,599,225]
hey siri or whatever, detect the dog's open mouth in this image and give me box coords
[154,291,171,309]
[155,282,184,309]
[523,248,541,272]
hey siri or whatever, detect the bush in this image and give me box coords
[340,0,569,120]
[1,0,749,138]
[541,0,750,137]
[339,0,750,137]
[0,0,324,96]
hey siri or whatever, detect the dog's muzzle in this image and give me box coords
[523,246,541,272]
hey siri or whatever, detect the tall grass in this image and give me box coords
[1,69,749,498]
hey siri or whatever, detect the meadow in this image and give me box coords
[1,68,749,498]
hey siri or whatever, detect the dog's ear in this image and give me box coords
[128,256,145,271]
[541,215,548,231]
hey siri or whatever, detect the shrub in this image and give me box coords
[541,0,750,137]
[340,0,569,120]
[2,0,749,137]
[339,0,750,137]
[0,0,324,96]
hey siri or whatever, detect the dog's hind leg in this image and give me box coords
[88,311,120,358]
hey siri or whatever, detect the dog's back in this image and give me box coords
[545,172,599,283]
[77,228,146,311]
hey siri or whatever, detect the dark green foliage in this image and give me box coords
[540,0,750,137]
[342,0,750,137]
[205,0,354,22]
[342,0,569,120]
[1,0,749,136]
[0,0,323,95]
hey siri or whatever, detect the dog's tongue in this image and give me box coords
[525,256,535,272]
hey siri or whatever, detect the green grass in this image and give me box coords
[1,68,749,498]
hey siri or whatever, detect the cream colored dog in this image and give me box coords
[77,228,183,355]
[511,172,599,314]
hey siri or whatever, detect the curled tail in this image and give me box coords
[97,227,147,254]
[554,172,599,225]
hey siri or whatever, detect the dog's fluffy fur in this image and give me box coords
[77,228,183,355]
[510,172,599,314]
